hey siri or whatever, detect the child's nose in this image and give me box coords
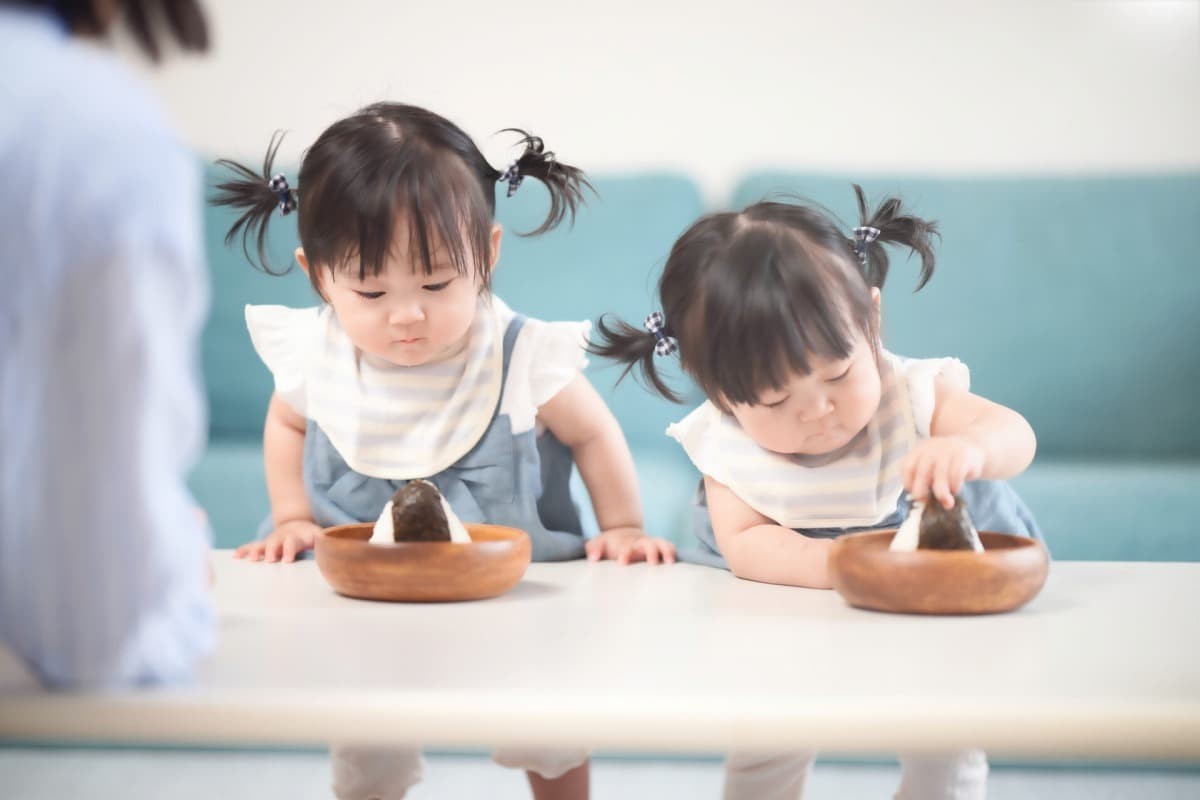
[388,301,425,326]
[796,396,833,423]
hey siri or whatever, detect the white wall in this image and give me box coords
[129,0,1200,201]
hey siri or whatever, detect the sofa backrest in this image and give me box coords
[203,165,1200,460]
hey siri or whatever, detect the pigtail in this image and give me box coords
[589,314,683,403]
[211,131,297,275]
[851,183,939,291]
[497,129,594,236]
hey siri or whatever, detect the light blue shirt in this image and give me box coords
[0,7,215,687]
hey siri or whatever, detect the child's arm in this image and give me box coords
[537,375,675,564]
[902,377,1038,509]
[233,393,321,563]
[706,476,833,588]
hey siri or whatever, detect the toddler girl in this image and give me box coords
[594,186,1041,799]
[213,101,675,800]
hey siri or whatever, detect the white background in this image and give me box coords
[128,0,1200,200]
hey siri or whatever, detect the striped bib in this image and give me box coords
[667,352,968,529]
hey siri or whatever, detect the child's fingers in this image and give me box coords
[661,540,677,564]
[264,537,283,563]
[647,539,676,565]
[899,453,916,491]
[964,454,984,483]
[946,450,967,496]
[902,453,925,497]
[931,462,954,509]
[281,535,300,563]
[584,537,604,562]
[634,539,676,566]
[910,456,935,502]
[235,542,264,561]
[234,541,261,559]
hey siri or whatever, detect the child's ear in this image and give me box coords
[295,248,330,302]
[295,247,310,276]
[870,287,884,344]
[488,224,503,274]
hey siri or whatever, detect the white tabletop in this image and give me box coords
[2,554,1198,760]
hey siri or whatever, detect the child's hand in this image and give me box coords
[585,527,677,565]
[901,435,986,510]
[234,519,322,563]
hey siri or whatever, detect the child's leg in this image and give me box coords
[525,761,590,800]
[723,750,818,800]
[330,744,424,800]
[896,750,988,800]
[493,748,591,800]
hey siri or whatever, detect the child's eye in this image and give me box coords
[423,279,454,292]
[355,290,385,300]
[763,396,789,409]
[828,364,853,382]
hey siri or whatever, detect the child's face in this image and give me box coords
[726,332,882,457]
[298,223,502,368]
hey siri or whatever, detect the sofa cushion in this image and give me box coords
[1011,460,1200,561]
[188,440,268,549]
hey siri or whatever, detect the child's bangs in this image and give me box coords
[687,231,869,408]
[315,148,495,285]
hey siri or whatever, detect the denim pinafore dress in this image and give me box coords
[298,315,588,562]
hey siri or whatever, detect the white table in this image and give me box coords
[2,554,1198,761]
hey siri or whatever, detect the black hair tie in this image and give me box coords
[644,312,678,357]
[852,226,880,267]
[498,162,524,198]
[268,174,297,216]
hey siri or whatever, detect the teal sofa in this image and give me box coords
[191,166,1200,561]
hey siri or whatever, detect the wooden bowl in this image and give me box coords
[314,523,531,602]
[828,531,1049,615]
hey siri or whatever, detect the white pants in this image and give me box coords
[724,749,988,800]
[330,744,589,800]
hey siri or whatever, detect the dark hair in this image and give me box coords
[210,102,592,297]
[10,0,209,60]
[591,185,939,410]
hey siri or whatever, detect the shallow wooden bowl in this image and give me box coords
[828,531,1049,615]
[314,523,531,602]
